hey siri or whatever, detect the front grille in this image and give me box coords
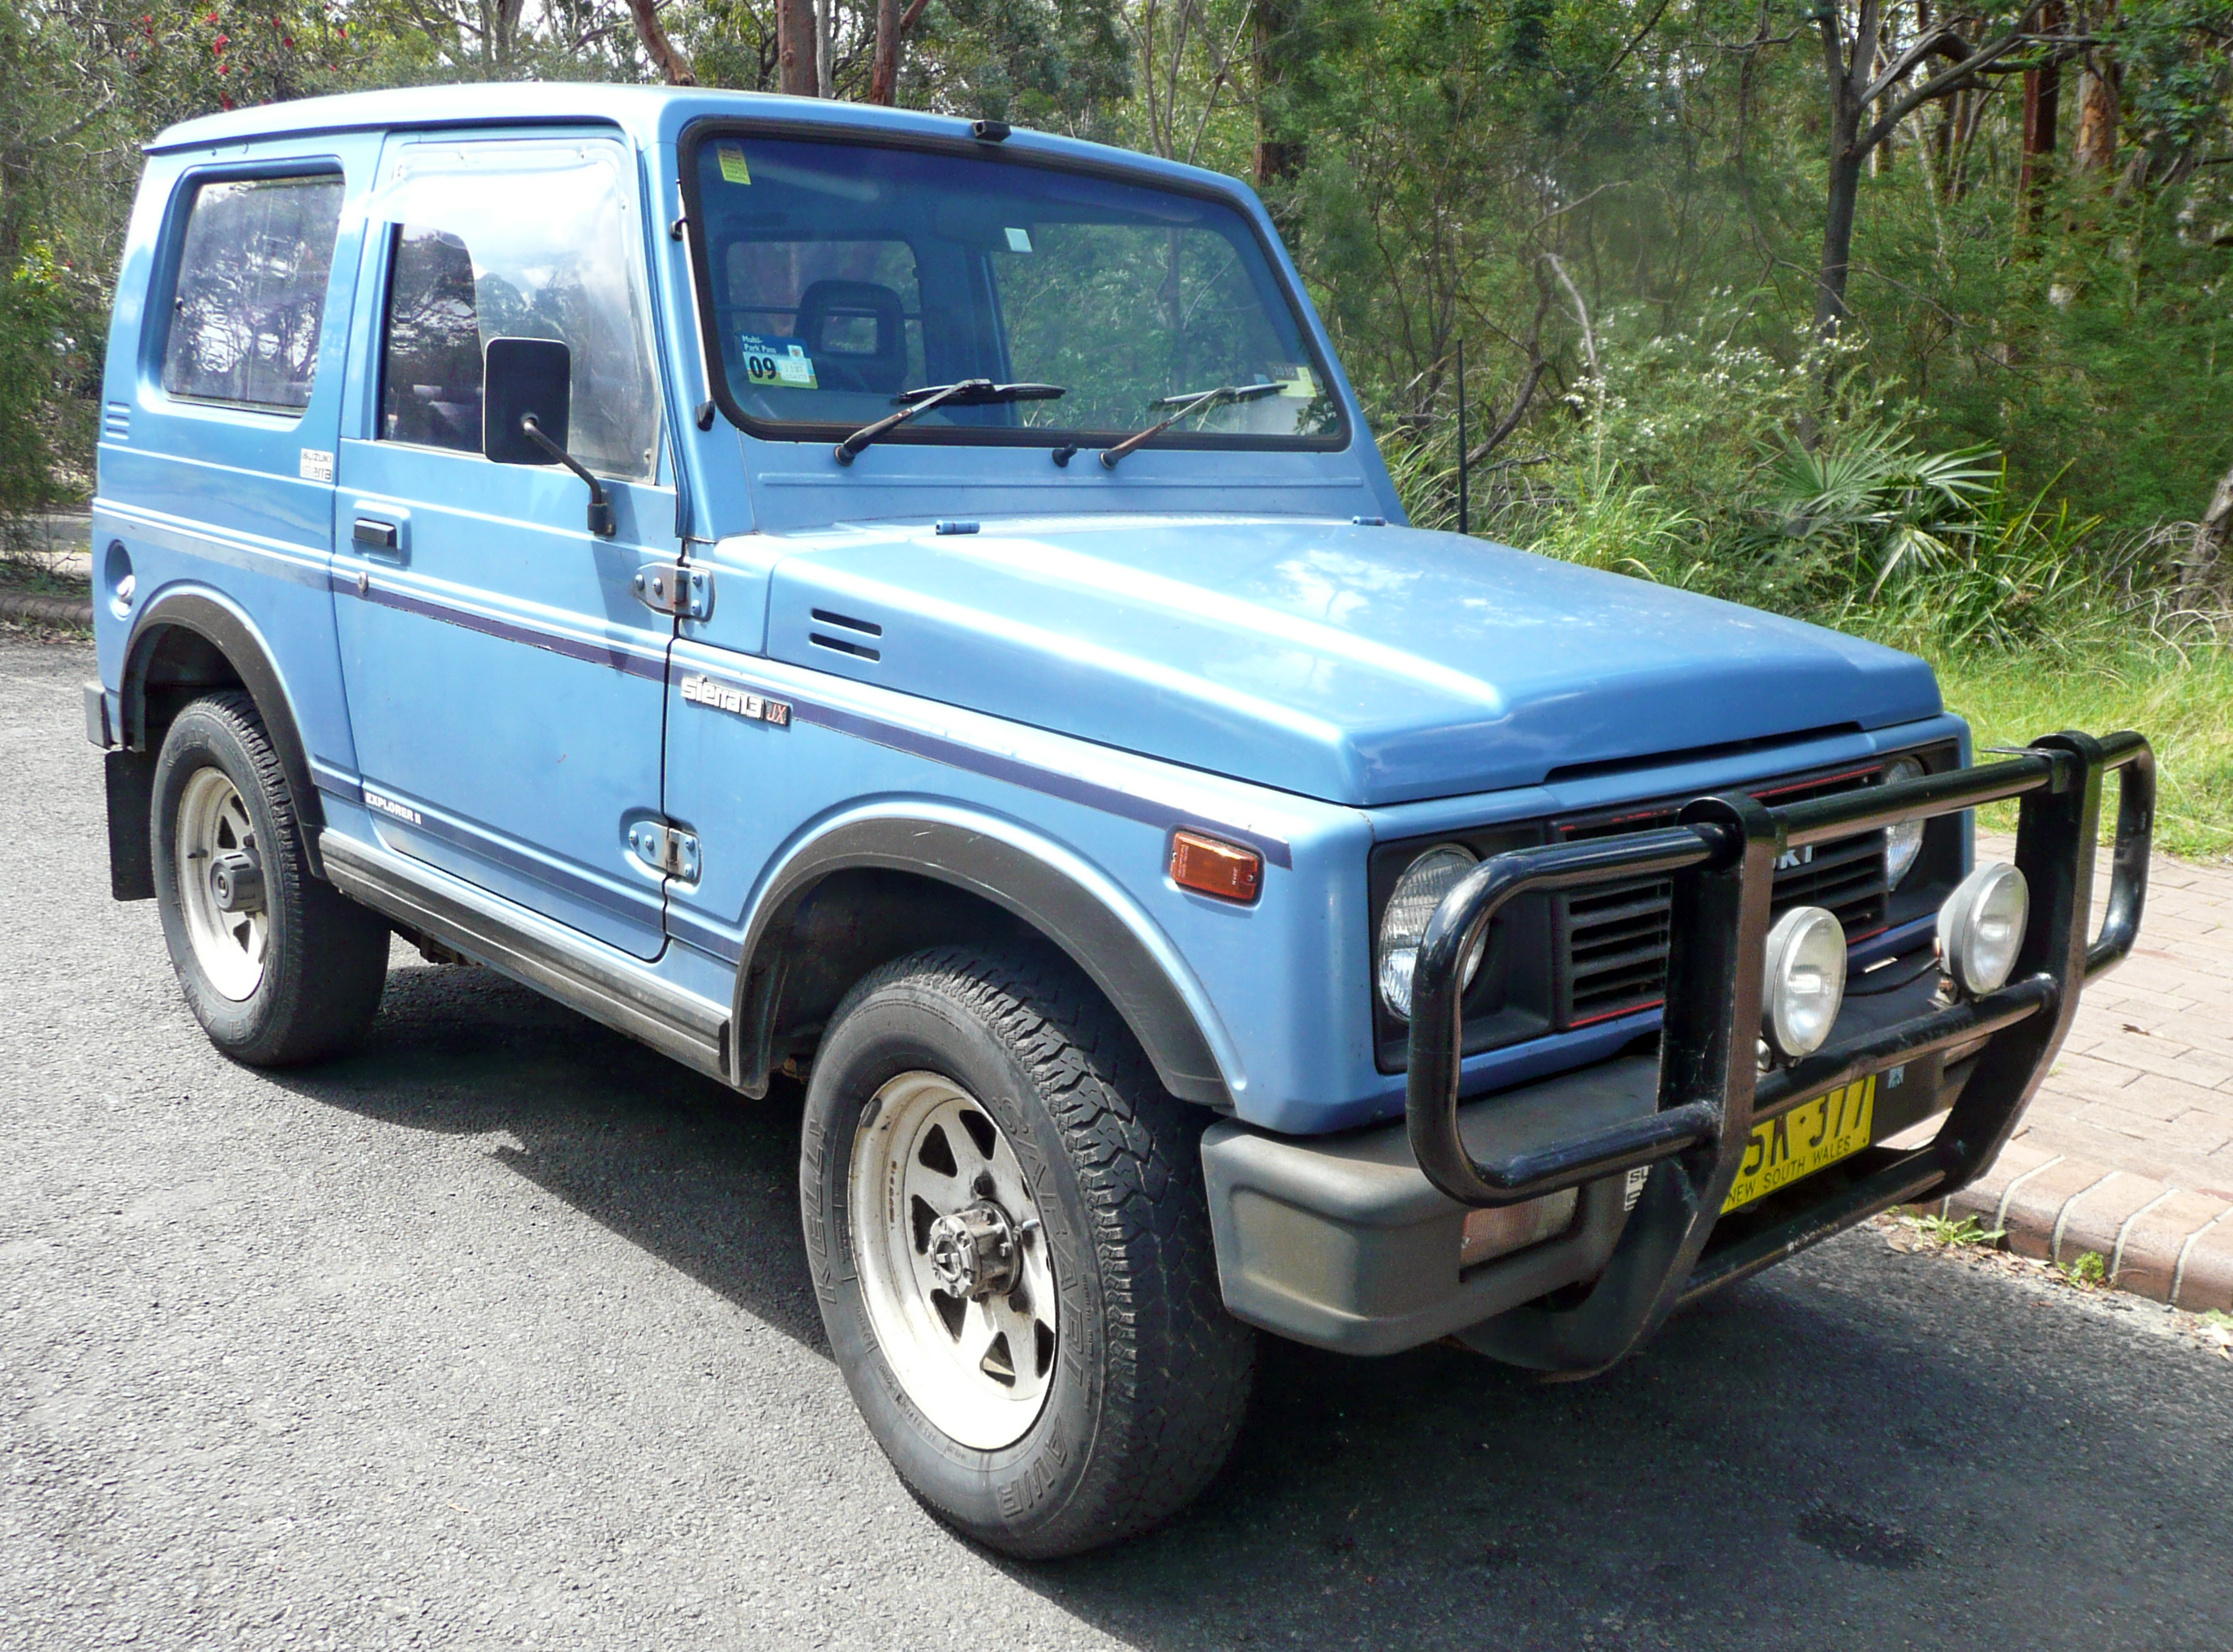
[1551,765,1889,1029]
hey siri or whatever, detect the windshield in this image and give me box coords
[684,131,1344,450]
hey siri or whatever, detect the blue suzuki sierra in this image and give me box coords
[89,84,2155,1557]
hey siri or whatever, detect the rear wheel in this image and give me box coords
[152,690,389,1065]
[802,945,1254,1558]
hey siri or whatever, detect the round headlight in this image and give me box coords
[1938,862,2029,996]
[1882,755,1927,888]
[1761,906,1848,1060]
[1376,844,1482,1022]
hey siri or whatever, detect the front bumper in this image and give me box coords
[1201,729,2153,1371]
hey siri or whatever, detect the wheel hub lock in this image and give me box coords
[210,851,265,914]
[926,1202,1020,1300]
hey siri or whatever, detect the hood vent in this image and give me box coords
[810,608,883,662]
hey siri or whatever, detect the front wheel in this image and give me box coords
[802,945,1254,1558]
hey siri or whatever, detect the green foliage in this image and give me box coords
[1756,429,2000,600]
[0,250,77,516]
[2060,1250,2110,1287]
[1909,1213,2008,1249]
[1934,640,2233,858]
[2119,0,2233,171]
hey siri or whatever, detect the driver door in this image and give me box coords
[333,132,678,959]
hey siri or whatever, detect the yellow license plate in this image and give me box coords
[1722,1075,1877,1212]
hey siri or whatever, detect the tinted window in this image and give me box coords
[376,139,660,482]
[161,174,344,413]
[689,135,1341,445]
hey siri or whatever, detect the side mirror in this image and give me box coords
[483,337,614,537]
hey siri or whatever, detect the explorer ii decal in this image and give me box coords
[682,673,792,728]
[363,788,424,826]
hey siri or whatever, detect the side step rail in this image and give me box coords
[321,830,731,1082]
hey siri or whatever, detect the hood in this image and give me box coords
[760,517,1942,807]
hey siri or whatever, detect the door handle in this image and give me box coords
[352,518,400,554]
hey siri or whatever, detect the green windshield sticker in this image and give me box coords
[1276,364,1319,398]
[716,144,751,186]
[1004,226,1033,253]
[738,333,817,389]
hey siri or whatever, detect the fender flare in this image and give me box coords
[123,587,328,875]
[730,810,1237,1109]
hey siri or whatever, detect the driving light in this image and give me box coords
[1761,905,1848,1060]
[1882,755,1927,888]
[1938,862,2029,996]
[1376,844,1482,1022]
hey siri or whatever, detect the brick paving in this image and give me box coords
[1912,832,2233,1310]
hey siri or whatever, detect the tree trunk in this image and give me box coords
[2075,2,2120,174]
[778,0,818,94]
[2017,1,2065,210]
[870,0,928,103]
[1253,0,1305,191]
[1817,118,1865,334]
[624,0,695,84]
[871,0,899,101]
[1814,2,1878,338]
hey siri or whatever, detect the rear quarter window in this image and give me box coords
[161,174,345,414]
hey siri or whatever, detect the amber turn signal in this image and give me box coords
[1169,831,1263,904]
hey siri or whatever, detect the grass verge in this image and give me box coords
[1928,643,2233,862]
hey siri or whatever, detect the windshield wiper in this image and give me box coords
[833,379,1065,466]
[1073,381,1284,470]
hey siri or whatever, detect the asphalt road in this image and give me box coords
[5,629,2231,1651]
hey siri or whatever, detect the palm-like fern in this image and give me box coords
[1761,426,2000,596]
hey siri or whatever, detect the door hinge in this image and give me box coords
[635,561,712,620]
[628,820,701,882]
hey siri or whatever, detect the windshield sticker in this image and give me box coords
[1004,226,1034,253]
[738,333,818,389]
[1276,364,1319,398]
[716,143,751,186]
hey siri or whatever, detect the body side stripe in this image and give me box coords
[787,695,1293,869]
[335,572,669,681]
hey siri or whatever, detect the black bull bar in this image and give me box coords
[1405,729,2154,1375]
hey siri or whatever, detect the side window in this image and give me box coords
[375,140,660,482]
[161,174,345,413]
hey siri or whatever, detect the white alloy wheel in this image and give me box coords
[850,1069,1059,1450]
[174,766,268,1001]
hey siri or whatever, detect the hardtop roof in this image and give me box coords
[144,84,1239,200]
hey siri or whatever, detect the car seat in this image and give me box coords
[794,280,908,396]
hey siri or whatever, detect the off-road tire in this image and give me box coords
[802,944,1254,1558]
[152,690,389,1065]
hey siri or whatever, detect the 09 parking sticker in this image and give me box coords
[737,333,818,390]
